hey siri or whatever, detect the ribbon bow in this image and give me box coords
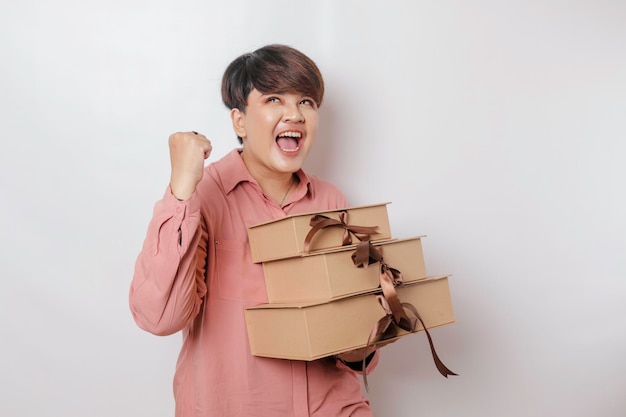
[351,241,458,390]
[360,295,458,390]
[352,241,411,328]
[303,211,379,253]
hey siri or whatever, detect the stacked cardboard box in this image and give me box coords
[245,203,455,364]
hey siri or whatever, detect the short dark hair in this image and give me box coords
[221,44,325,113]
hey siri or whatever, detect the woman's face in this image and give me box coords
[232,88,319,178]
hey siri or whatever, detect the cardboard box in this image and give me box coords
[248,203,392,263]
[262,237,428,303]
[245,275,454,361]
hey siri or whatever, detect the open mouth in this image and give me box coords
[276,131,302,153]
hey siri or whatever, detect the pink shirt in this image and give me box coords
[130,149,378,417]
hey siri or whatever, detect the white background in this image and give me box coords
[2,1,625,416]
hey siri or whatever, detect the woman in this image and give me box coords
[129,44,379,417]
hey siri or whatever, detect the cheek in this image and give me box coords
[246,114,275,141]
[307,124,318,140]
[306,112,319,132]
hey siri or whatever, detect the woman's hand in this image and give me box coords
[168,131,212,200]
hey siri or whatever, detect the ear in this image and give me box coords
[230,108,246,139]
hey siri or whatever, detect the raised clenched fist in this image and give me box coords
[168,131,212,200]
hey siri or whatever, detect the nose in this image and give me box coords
[283,101,304,123]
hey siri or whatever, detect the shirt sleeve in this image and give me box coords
[129,187,208,336]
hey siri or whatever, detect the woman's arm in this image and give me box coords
[129,132,212,336]
[129,190,208,336]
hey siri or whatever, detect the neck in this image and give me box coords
[256,173,294,206]
[240,150,297,204]
[279,174,295,206]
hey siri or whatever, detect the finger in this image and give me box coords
[202,139,212,159]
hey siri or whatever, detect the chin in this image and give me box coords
[274,158,304,173]
[273,149,308,169]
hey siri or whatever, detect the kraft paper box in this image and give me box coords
[262,237,428,303]
[244,275,454,361]
[248,203,392,263]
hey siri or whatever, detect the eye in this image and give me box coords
[300,98,316,107]
[266,96,280,103]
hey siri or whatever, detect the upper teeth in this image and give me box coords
[279,131,301,138]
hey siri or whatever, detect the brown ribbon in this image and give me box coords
[352,242,413,330]
[352,241,458,390]
[303,211,379,253]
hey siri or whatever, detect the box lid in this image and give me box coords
[247,202,392,229]
[245,274,450,310]
[295,235,427,258]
